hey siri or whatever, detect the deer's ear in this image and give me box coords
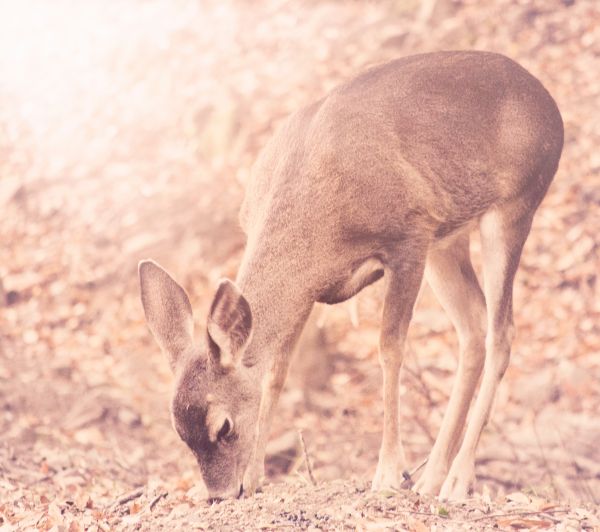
[207,279,252,370]
[139,260,194,371]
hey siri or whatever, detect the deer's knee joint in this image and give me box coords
[462,346,485,375]
[378,345,403,368]
[486,329,513,353]
[460,331,486,373]
[485,336,512,379]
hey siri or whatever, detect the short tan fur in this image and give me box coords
[139,51,563,500]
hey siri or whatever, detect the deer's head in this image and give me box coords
[138,260,260,499]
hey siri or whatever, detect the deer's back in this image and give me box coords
[242,51,563,253]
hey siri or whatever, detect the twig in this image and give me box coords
[468,508,569,523]
[403,358,443,407]
[298,431,316,486]
[293,470,312,486]
[148,491,168,511]
[406,458,428,480]
[533,418,560,500]
[25,473,54,487]
[400,457,428,488]
[111,487,144,507]
[411,413,436,445]
[554,425,597,505]
[475,474,521,492]
[35,513,45,527]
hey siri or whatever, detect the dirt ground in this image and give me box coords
[1,0,599,530]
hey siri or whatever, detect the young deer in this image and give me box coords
[139,51,563,500]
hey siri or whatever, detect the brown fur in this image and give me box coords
[140,51,563,500]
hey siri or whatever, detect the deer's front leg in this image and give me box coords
[372,257,425,491]
[242,351,295,495]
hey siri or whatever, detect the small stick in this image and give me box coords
[410,458,428,477]
[468,508,569,523]
[400,457,428,488]
[533,420,560,499]
[293,470,312,486]
[298,431,316,486]
[555,425,597,504]
[111,487,144,507]
[148,491,168,511]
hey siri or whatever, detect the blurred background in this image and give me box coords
[1,0,599,522]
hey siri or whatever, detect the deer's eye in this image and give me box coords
[217,417,234,443]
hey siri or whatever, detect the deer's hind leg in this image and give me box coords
[372,248,426,491]
[413,230,487,496]
[439,202,534,500]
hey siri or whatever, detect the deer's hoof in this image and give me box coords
[438,463,474,501]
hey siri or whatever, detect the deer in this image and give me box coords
[139,51,563,501]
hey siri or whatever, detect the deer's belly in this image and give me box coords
[316,257,384,305]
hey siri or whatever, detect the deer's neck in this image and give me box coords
[235,235,315,376]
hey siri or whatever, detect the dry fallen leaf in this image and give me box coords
[505,492,532,505]
[408,516,430,532]
[496,518,553,529]
[129,501,141,515]
[537,502,558,512]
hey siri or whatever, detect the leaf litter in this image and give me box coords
[1,0,599,529]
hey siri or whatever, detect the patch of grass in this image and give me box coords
[438,506,450,518]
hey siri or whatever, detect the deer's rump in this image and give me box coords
[289,51,564,235]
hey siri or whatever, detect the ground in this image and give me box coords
[0,0,599,530]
